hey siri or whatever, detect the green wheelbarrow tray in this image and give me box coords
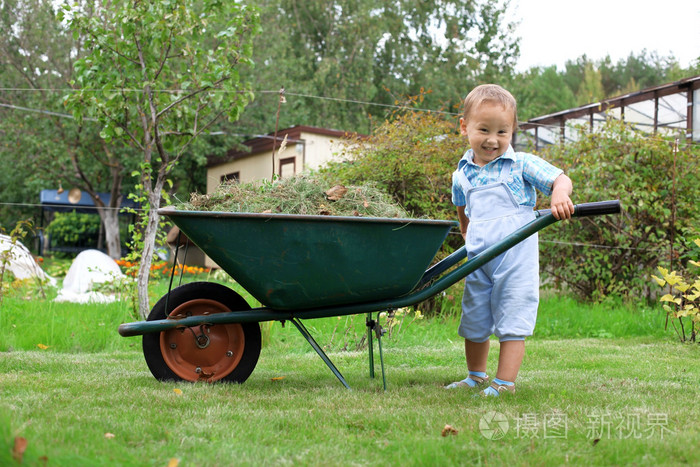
[119,200,621,389]
[160,210,457,310]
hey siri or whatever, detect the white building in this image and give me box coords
[206,125,359,193]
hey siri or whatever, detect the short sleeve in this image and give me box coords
[521,153,563,196]
[451,169,466,207]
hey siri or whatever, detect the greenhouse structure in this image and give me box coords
[516,74,700,150]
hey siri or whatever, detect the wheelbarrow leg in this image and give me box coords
[289,318,351,389]
[366,312,387,391]
[366,313,375,379]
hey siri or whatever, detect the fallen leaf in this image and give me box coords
[261,209,272,214]
[441,424,458,437]
[37,343,49,350]
[104,433,116,439]
[167,458,180,467]
[12,437,27,462]
[173,388,183,395]
[325,185,348,201]
[271,376,285,381]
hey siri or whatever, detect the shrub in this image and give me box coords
[320,110,464,249]
[652,238,700,342]
[46,212,100,249]
[319,110,466,315]
[538,118,700,302]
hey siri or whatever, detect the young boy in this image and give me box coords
[445,84,574,396]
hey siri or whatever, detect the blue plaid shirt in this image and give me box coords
[452,146,562,217]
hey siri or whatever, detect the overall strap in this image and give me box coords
[456,164,472,191]
[457,155,513,193]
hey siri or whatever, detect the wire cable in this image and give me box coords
[1,88,697,145]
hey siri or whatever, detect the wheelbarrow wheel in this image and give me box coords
[142,281,261,384]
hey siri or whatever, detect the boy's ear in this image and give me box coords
[459,117,467,136]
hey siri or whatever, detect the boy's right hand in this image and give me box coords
[456,206,469,239]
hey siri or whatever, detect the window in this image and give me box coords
[279,157,296,178]
[220,172,240,183]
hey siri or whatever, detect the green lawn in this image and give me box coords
[2,337,698,466]
[1,283,698,466]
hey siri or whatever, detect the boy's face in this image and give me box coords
[460,101,514,167]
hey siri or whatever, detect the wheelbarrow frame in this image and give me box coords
[118,200,620,389]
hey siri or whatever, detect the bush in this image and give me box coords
[538,118,700,303]
[46,212,101,249]
[319,110,466,315]
[652,238,700,342]
[320,110,464,248]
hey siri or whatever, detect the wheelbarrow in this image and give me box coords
[118,200,621,389]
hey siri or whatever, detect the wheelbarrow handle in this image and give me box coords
[573,200,621,217]
[536,200,621,218]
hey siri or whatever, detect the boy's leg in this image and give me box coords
[479,339,523,397]
[483,233,537,397]
[494,339,524,382]
[465,338,489,373]
[449,265,493,389]
[445,339,490,389]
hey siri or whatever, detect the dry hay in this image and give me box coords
[176,175,409,218]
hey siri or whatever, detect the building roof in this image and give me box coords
[518,74,700,147]
[39,189,138,214]
[207,125,361,167]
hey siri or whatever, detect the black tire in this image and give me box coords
[142,281,261,383]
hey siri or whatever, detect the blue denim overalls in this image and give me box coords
[455,158,539,342]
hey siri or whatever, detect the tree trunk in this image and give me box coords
[136,181,164,319]
[97,207,122,259]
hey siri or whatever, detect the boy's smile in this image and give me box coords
[460,101,515,167]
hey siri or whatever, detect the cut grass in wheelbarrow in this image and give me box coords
[178,174,409,218]
[122,196,621,389]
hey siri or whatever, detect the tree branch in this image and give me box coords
[156,74,232,120]
[175,107,228,158]
[86,29,140,65]
[152,29,173,82]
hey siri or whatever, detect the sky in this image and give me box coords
[511,0,700,71]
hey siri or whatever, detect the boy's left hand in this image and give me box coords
[550,174,575,220]
[550,193,575,220]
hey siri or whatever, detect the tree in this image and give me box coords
[509,51,696,125]
[237,0,519,135]
[508,66,577,121]
[0,0,136,257]
[62,0,260,318]
[575,61,604,106]
[599,50,678,96]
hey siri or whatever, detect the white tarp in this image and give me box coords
[0,234,55,285]
[55,249,126,304]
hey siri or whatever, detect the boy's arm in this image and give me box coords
[456,206,469,240]
[550,173,574,220]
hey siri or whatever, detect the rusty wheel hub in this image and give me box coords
[160,299,245,382]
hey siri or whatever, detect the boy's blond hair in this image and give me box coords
[462,84,518,129]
